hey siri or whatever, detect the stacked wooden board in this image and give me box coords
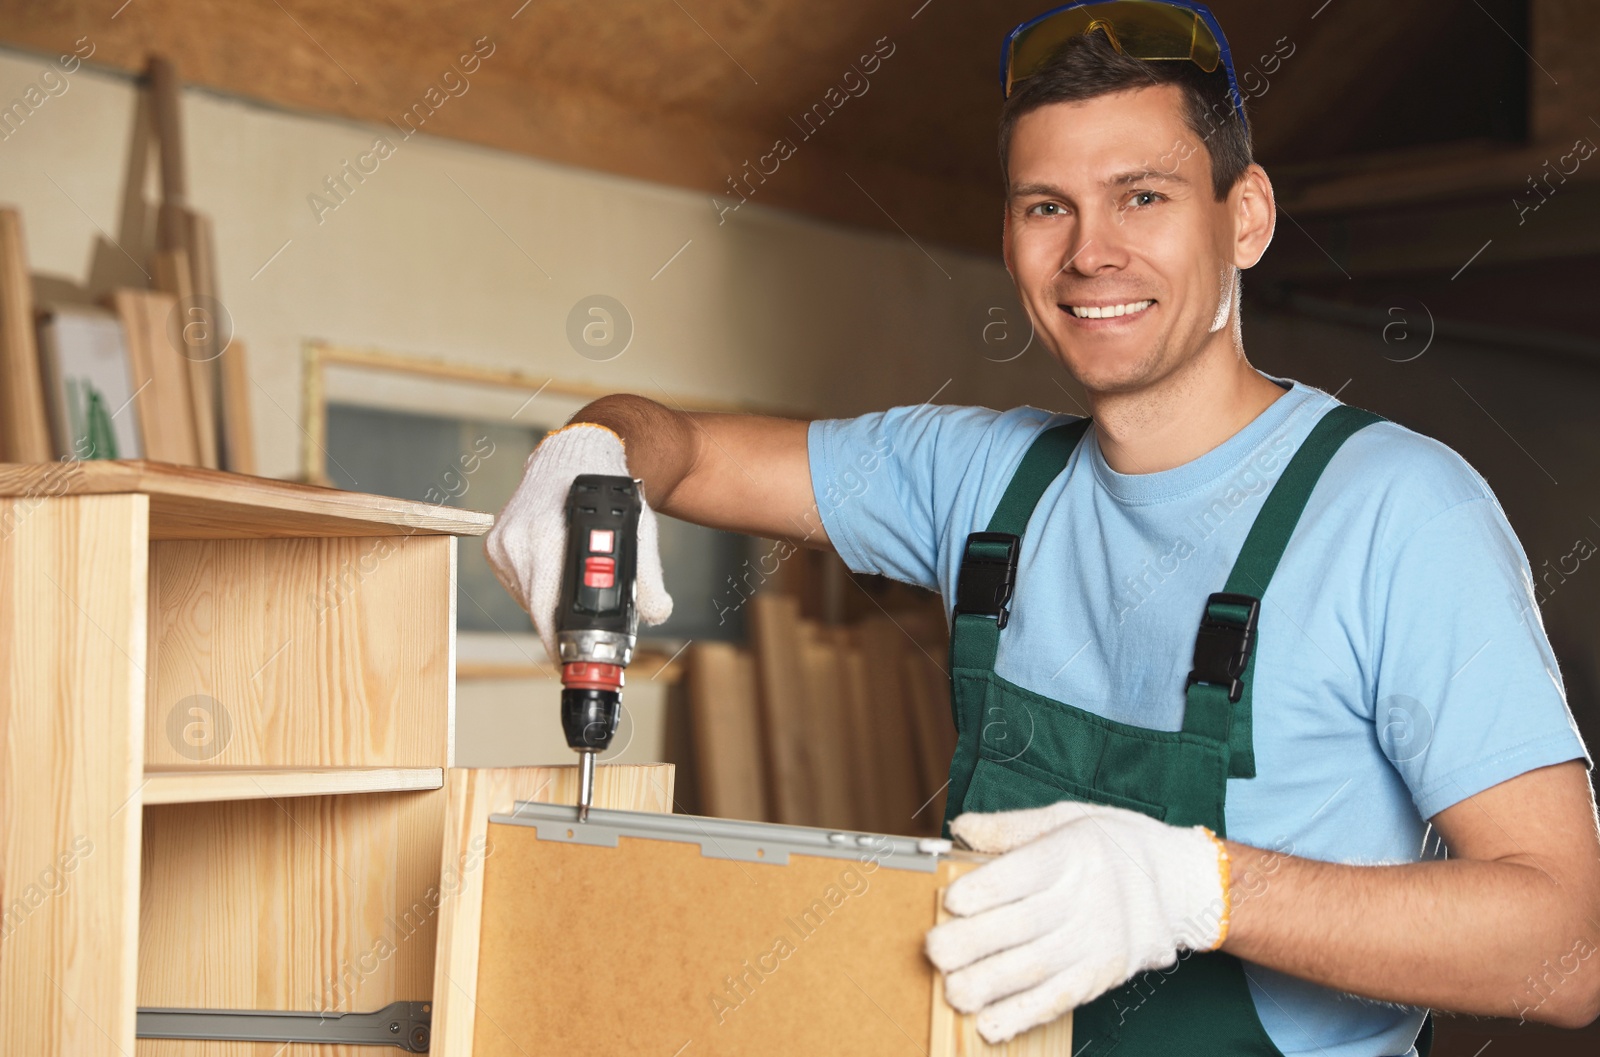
[687,587,957,837]
[0,56,256,472]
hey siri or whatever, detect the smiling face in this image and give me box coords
[1003,83,1265,396]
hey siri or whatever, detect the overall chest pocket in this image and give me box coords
[964,753,1170,821]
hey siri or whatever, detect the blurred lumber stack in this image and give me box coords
[0,57,256,472]
[686,557,956,837]
[0,209,51,463]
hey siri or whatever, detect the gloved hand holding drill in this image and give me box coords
[484,422,674,660]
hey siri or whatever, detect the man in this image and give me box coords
[487,2,1600,1053]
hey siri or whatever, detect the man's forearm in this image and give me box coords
[567,394,827,544]
[569,394,700,512]
[1219,838,1600,1027]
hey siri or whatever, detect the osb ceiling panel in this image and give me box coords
[0,0,1516,255]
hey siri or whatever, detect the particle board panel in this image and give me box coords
[0,460,494,540]
[686,642,769,822]
[136,787,448,1056]
[429,764,675,1057]
[145,535,454,769]
[0,494,149,1057]
[467,820,1069,1055]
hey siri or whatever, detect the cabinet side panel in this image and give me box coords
[146,535,452,768]
[0,494,148,1057]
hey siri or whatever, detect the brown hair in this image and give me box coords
[998,26,1253,201]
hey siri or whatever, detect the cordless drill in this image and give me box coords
[556,474,641,821]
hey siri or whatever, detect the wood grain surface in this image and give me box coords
[141,767,446,805]
[145,534,455,769]
[0,459,494,539]
[0,494,149,1056]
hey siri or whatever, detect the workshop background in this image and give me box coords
[0,1,1596,1051]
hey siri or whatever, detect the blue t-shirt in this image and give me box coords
[807,372,1591,1057]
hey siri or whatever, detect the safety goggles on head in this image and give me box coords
[1000,0,1248,136]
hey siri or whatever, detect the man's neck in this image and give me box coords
[1087,354,1288,476]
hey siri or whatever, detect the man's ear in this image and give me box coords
[1232,164,1275,271]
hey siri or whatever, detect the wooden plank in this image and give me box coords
[0,459,493,539]
[145,56,190,255]
[184,213,221,362]
[137,787,448,1055]
[430,764,674,1057]
[748,593,816,826]
[686,642,768,821]
[0,494,149,1057]
[928,860,1073,1056]
[106,290,200,466]
[216,336,256,476]
[145,535,454,769]
[903,646,957,835]
[141,767,446,805]
[827,626,892,833]
[0,208,52,462]
[150,248,219,469]
[855,616,928,835]
[184,212,232,473]
[797,622,858,830]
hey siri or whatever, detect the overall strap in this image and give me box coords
[1181,404,1386,778]
[950,418,1093,672]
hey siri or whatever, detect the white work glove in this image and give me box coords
[484,422,673,661]
[925,799,1231,1045]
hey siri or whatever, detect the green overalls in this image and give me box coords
[941,404,1435,1057]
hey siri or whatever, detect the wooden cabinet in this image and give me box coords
[0,460,675,1055]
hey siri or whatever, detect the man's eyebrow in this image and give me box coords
[1106,168,1189,187]
[1008,181,1068,199]
[1008,170,1190,199]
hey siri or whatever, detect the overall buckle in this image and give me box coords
[1186,592,1260,703]
[955,532,1020,629]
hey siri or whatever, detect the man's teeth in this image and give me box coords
[1066,300,1154,319]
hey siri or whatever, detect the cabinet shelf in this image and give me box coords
[141,767,446,805]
